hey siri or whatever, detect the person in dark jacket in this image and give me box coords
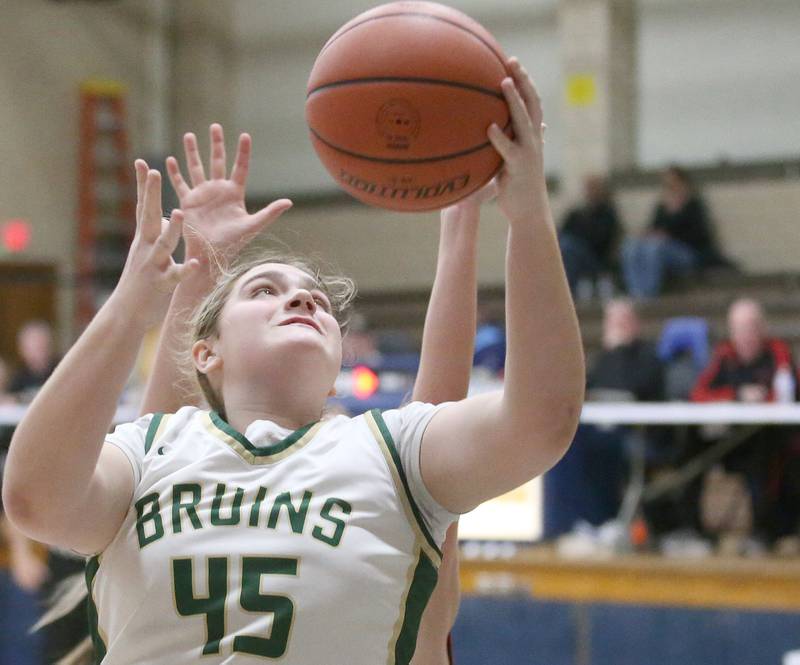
[545,299,664,537]
[622,165,724,298]
[559,175,621,298]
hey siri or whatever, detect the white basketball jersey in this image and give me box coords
[88,403,456,665]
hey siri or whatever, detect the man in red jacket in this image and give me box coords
[691,298,799,546]
[692,298,798,403]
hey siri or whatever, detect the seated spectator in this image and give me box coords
[622,165,727,299]
[691,298,799,545]
[587,299,664,401]
[4,321,87,661]
[341,311,381,366]
[691,298,798,403]
[545,299,664,537]
[558,174,620,300]
[9,320,59,402]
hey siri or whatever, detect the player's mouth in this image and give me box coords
[280,316,323,334]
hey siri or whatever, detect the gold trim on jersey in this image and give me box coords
[364,411,442,568]
[386,545,420,665]
[202,412,324,465]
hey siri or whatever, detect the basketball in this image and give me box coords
[305,1,511,212]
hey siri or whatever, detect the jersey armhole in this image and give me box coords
[365,409,443,566]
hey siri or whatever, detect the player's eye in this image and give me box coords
[252,285,275,298]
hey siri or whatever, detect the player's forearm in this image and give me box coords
[139,263,215,415]
[3,296,146,530]
[502,190,584,447]
[414,215,479,403]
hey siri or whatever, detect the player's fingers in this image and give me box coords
[168,257,201,287]
[165,156,191,199]
[183,132,207,187]
[209,123,226,180]
[502,77,534,147]
[507,58,543,127]
[249,198,293,231]
[134,159,149,221]
[154,208,184,260]
[487,123,515,161]
[140,170,163,243]
[230,133,252,187]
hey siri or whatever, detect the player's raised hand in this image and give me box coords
[165,123,292,265]
[112,160,200,330]
[486,57,547,225]
[441,177,498,225]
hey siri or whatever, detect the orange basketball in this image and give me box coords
[305,1,511,212]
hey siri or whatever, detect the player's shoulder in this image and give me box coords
[378,401,446,427]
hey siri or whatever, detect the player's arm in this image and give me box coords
[412,189,488,404]
[2,166,197,554]
[411,188,492,665]
[139,125,292,416]
[420,58,585,514]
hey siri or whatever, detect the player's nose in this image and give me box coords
[286,289,316,313]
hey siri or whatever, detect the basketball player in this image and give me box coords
[135,121,494,665]
[3,60,584,664]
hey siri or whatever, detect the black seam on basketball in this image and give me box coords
[309,119,512,165]
[307,76,503,100]
[317,12,506,70]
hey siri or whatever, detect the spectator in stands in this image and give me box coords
[559,174,621,300]
[622,165,725,299]
[5,322,86,662]
[691,298,799,546]
[545,299,664,537]
[587,299,664,401]
[9,320,59,402]
[341,311,381,366]
[691,298,798,403]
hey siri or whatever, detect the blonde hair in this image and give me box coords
[188,249,356,419]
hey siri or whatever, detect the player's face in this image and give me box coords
[216,263,343,378]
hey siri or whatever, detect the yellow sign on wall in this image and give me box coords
[566,74,597,107]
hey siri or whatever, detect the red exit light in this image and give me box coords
[2,219,32,252]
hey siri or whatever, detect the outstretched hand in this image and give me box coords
[441,177,498,224]
[112,160,200,330]
[486,57,547,225]
[166,124,292,265]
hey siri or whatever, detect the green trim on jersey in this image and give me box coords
[206,411,322,465]
[144,413,165,454]
[394,550,439,665]
[368,409,442,562]
[85,555,107,664]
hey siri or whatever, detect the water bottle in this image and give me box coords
[773,366,796,403]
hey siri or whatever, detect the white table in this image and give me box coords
[0,404,139,427]
[581,402,800,426]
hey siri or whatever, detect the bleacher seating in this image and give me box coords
[355,271,800,366]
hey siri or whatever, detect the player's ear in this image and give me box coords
[192,338,222,374]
